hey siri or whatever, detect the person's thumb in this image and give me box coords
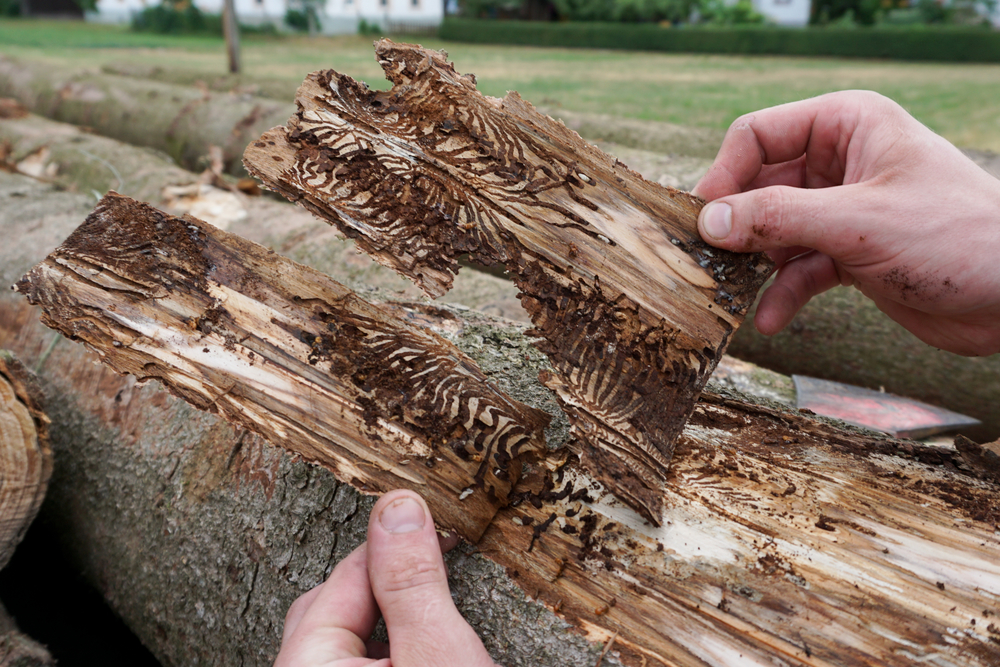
[698,184,870,259]
[366,490,496,667]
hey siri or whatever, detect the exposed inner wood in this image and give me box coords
[13,193,549,542]
[242,39,773,524]
[0,352,52,570]
[479,391,1000,667]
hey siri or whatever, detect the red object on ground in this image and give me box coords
[793,375,980,439]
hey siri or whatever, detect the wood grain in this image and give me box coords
[6,187,999,665]
[0,352,51,570]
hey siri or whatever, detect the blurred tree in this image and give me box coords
[286,0,325,32]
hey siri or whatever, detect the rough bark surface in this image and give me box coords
[0,600,54,667]
[729,286,1000,440]
[243,39,774,522]
[0,56,294,176]
[15,193,549,542]
[0,352,51,571]
[7,173,1000,666]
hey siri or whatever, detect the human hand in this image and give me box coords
[274,490,499,667]
[692,90,1000,356]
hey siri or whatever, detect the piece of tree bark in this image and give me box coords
[243,39,774,523]
[729,286,1000,440]
[0,600,54,667]
[7,176,1000,666]
[954,434,1000,482]
[0,55,293,176]
[0,352,51,572]
[14,192,548,542]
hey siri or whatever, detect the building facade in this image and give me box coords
[87,0,445,33]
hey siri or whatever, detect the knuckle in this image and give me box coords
[750,188,787,242]
[379,552,445,594]
[284,595,310,626]
[729,111,756,132]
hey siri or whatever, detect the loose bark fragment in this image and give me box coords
[243,40,773,523]
[14,193,548,542]
[955,435,1000,482]
[0,352,52,570]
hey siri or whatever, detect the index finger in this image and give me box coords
[277,543,382,665]
[692,94,855,202]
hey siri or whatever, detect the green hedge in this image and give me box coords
[439,18,1000,62]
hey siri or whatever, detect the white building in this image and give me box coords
[751,0,811,26]
[87,0,444,34]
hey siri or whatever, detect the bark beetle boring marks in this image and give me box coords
[14,193,549,541]
[242,39,773,524]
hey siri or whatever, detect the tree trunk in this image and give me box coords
[243,40,774,523]
[4,173,1000,666]
[223,0,241,75]
[729,286,1000,440]
[0,57,293,177]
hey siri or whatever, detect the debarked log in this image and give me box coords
[4,182,1000,666]
[14,192,549,542]
[243,39,774,523]
[0,55,294,177]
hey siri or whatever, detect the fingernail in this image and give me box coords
[702,202,732,240]
[379,496,426,534]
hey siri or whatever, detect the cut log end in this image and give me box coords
[243,40,773,522]
[0,352,52,570]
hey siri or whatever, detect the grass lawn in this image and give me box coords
[2,19,1000,151]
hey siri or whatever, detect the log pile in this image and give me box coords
[0,55,294,176]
